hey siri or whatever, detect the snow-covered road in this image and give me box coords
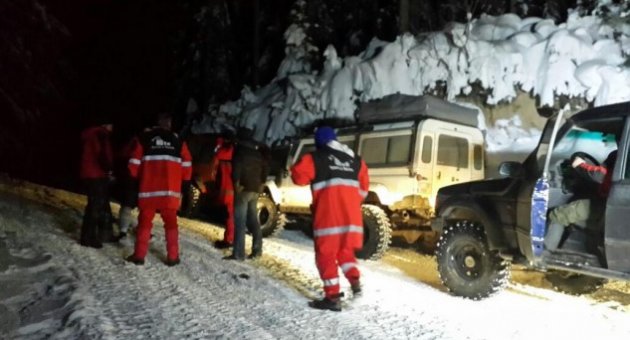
[2,180,630,340]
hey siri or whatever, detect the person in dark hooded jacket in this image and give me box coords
[224,127,269,260]
[79,117,115,248]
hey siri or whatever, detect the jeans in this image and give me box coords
[232,191,261,259]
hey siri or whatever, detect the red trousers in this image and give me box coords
[314,235,361,298]
[134,208,179,261]
[222,195,235,244]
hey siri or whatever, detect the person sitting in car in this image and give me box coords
[545,141,618,252]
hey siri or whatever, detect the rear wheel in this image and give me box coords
[545,271,605,295]
[436,220,511,299]
[257,194,286,237]
[355,205,392,260]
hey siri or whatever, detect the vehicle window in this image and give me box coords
[437,135,468,168]
[296,144,316,162]
[269,146,291,176]
[360,134,412,166]
[473,144,483,170]
[421,136,432,163]
[361,137,388,165]
[388,135,411,163]
[552,129,616,166]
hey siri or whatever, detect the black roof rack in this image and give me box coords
[355,93,480,128]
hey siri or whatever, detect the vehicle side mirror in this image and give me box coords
[499,161,523,178]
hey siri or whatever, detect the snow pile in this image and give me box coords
[196,10,629,148]
[484,115,542,152]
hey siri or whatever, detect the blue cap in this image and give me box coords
[314,126,337,148]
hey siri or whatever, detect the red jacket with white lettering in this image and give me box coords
[291,141,369,249]
[80,126,113,179]
[128,128,192,210]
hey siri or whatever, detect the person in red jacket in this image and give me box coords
[291,126,369,312]
[546,149,618,250]
[79,118,115,248]
[210,130,236,249]
[125,113,192,266]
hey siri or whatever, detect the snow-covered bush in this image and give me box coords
[195,10,630,146]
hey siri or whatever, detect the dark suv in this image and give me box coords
[431,101,630,299]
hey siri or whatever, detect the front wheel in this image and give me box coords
[257,194,286,237]
[355,205,392,260]
[436,220,511,299]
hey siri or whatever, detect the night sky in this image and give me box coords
[1,0,186,190]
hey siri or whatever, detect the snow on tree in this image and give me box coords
[194,7,630,146]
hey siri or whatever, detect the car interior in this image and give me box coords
[544,117,623,265]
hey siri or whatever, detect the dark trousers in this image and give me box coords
[81,178,113,245]
[232,191,262,259]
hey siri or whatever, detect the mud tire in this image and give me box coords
[436,221,511,299]
[355,204,392,260]
[257,194,287,238]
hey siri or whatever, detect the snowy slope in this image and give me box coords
[2,180,630,340]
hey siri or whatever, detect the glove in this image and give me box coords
[571,156,585,168]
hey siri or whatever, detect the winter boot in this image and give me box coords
[309,294,342,312]
[125,255,145,265]
[165,257,180,267]
[351,281,362,296]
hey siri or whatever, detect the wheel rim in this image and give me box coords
[451,242,484,280]
[257,197,273,228]
[258,206,270,225]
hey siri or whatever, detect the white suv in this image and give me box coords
[258,94,486,260]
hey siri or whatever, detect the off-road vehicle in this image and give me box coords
[258,94,486,260]
[432,101,630,299]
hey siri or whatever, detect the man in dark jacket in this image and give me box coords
[224,127,269,260]
[79,118,115,248]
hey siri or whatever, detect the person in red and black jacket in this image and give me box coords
[291,126,369,312]
[210,129,236,249]
[125,113,192,266]
[79,118,115,248]
[546,146,618,251]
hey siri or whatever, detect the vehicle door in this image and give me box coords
[529,114,621,259]
[413,129,435,205]
[604,118,630,272]
[434,128,472,195]
[282,139,317,208]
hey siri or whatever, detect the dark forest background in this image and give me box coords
[0,0,617,189]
